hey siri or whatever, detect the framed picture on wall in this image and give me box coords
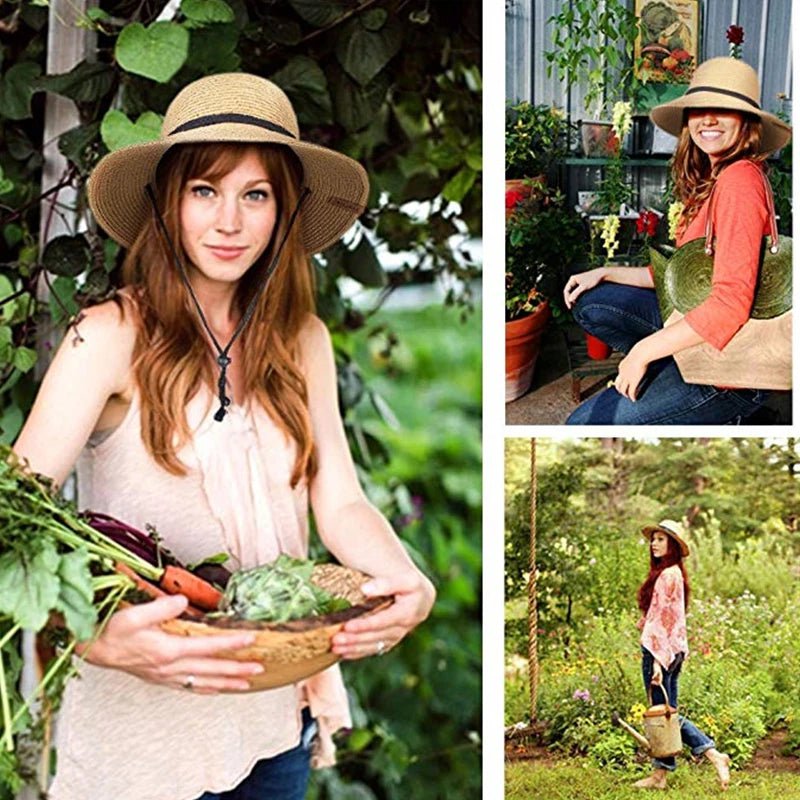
[635,0,700,84]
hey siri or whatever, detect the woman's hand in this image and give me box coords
[650,660,663,686]
[79,595,264,694]
[331,569,436,660]
[563,268,606,310]
[614,345,650,401]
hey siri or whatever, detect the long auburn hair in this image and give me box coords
[121,142,317,485]
[637,533,690,614]
[672,111,768,232]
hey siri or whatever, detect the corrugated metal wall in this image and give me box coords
[507,0,793,113]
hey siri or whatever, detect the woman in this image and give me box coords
[635,520,730,790]
[564,57,792,424]
[12,73,435,800]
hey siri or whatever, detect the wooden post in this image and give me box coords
[527,437,538,722]
[22,5,93,799]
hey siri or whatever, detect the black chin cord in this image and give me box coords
[146,184,310,421]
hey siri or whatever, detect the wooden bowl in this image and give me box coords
[160,564,392,691]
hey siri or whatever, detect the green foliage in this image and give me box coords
[544,0,640,117]
[505,189,583,320]
[506,438,800,780]
[313,305,481,800]
[505,102,573,180]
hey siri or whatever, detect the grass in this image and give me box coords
[506,761,800,800]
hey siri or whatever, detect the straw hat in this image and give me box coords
[88,72,369,255]
[650,57,791,155]
[641,520,690,558]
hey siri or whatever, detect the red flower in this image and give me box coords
[506,189,525,209]
[726,25,744,45]
[636,210,658,237]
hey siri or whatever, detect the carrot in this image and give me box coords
[114,562,204,619]
[158,565,223,611]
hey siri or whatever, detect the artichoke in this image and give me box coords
[218,555,351,622]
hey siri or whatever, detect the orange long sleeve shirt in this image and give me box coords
[676,159,771,351]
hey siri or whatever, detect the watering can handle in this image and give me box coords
[647,684,677,717]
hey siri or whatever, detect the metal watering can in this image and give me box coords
[612,687,682,758]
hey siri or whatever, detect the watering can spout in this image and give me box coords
[612,712,651,750]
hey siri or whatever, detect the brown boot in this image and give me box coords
[705,749,731,790]
[633,769,668,790]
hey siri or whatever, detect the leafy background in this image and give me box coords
[505,438,800,791]
[0,2,481,798]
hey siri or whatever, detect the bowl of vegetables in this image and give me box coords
[161,556,393,691]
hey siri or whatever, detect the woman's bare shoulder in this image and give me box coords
[296,313,332,362]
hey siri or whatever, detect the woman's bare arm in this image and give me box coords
[300,316,435,659]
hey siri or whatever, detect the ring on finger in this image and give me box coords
[376,640,386,656]
[182,674,196,691]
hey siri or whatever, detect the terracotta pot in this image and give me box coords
[505,301,551,402]
[580,121,619,158]
[585,333,613,360]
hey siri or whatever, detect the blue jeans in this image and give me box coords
[641,647,715,771]
[195,708,316,800]
[566,283,767,424]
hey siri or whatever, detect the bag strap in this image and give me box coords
[703,165,780,256]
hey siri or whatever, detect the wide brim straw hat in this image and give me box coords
[641,519,690,558]
[88,72,369,255]
[650,57,792,155]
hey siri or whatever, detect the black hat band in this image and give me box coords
[169,113,297,139]
[684,86,761,110]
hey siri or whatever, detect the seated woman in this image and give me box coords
[564,57,791,425]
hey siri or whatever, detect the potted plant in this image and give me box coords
[506,101,573,184]
[544,0,639,156]
[506,187,584,401]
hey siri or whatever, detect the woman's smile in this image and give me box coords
[687,108,744,165]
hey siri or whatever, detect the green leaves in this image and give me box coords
[335,15,402,86]
[55,550,97,642]
[115,22,189,83]
[0,62,42,120]
[100,110,162,152]
[270,56,332,125]
[35,61,115,104]
[0,544,61,632]
[181,0,235,27]
[288,0,344,27]
[0,166,13,196]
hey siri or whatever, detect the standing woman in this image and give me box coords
[12,73,435,800]
[635,520,730,790]
[564,58,792,424]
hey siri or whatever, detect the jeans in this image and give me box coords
[566,283,767,424]
[195,708,317,800]
[641,647,715,771]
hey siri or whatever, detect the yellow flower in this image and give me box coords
[611,101,633,140]
[667,201,684,241]
[600,214,620,260]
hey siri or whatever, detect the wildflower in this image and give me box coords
[611,101,633,141]
[573,689,591,702]
[726,25,744,59]
[667,201,684,241]
[600,214,620,260]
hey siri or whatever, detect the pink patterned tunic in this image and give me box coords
[640,565,689,670]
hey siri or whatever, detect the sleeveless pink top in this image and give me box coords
[48,391,350,800]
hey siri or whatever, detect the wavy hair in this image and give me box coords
[672,111,768,231]
[636,533,690,614]
[121,142,317,485]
